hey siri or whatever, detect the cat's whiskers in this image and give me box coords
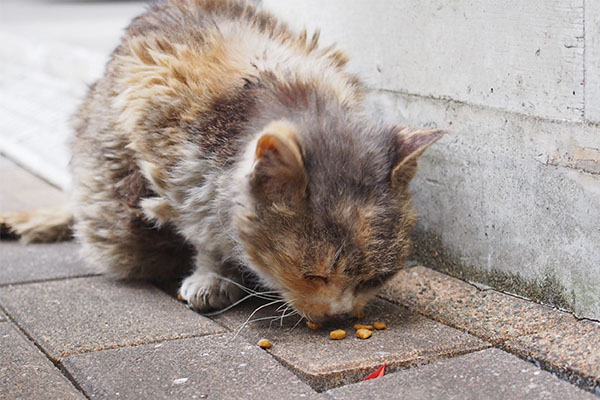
[279,304,291,327]
[237,307,298,330]
[200,291,274,316]
[273,299,296,327]
[218,275,282,300]
[275,301,291,313]
[287,314,305,332]
[196,275,282,317]
[232,299,286,339]
[269,307,298,329]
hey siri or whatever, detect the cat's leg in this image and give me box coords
[75,197,194,281]
[72,158,194,281]
[179,253,245,311]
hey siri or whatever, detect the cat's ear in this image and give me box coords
[250,122,308,203]
[391,127,445,188]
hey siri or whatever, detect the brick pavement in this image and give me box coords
[62,334,315,399]
[325,349,596,400]
[214,298,488,392]
[0,322,84,400]
[2,159,599,398]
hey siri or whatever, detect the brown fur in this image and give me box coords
[0,205,73,243]
[1,0,443,320]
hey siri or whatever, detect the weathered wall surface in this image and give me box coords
[262,0,600,319]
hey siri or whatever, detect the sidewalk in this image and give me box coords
[1,157,597,399]
[0,1,146,189]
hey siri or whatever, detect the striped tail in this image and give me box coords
[0,204,73,243]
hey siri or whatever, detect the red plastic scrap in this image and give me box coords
[364,364,386,380]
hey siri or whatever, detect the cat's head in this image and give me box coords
[234,120,443,321]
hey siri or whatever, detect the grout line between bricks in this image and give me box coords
[404,261,600,324]
[0,299,226,394]
[159,280,494,393]
[264,342,490,393]
[384,297,600,396]
[379,267,600,397]
[206,294,491,393]
[4,263,596,395]
[401,264,600,324]
[56,332,227,359]
[202,310,324,391]
[496,342,600,397]
[0,303,91,399]
[58,362,92,400]
[157,286,326,393]
[0,273,101,289]
[405,264,600,325]
[255,348,326,393]
[153,282,238,334]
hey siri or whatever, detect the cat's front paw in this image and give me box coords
[178,272,243,312]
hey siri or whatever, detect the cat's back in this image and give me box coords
[94,0,330,147]
[124,0,285,43]
[72,0,362,201]
[72,0,288,170]
[116,0,313,82]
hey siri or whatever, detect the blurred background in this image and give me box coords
[0,0,145,188]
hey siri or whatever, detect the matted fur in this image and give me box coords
[3,0,443,320]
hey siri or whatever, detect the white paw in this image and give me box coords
[178,272,243,312]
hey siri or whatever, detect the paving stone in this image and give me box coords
[325,348,596,400]
[63,333,317,399]
[381,266,576,344]
[0,322,84,400]
[0,241,96,285]
[505,319,600,394]
[0,156,68,212]
[214,297,488,392]
[0,277,224,360]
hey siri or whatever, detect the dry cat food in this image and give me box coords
[329,329,346,340]
[257,339,271,349]
[373,321,386,330]
[306,321,323,330]
[318,319,386,341]
[356,328,373,339]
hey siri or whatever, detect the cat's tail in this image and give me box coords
[0,204,74,243]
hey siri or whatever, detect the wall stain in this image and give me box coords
[547,146,600,175]
[410,228,574,313]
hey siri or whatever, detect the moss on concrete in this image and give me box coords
[411,228,574,313]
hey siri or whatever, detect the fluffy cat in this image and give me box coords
[1,0,443,321]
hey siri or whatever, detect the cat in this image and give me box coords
[1,0,443,321]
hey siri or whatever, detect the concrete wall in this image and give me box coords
[262,0,600,319]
